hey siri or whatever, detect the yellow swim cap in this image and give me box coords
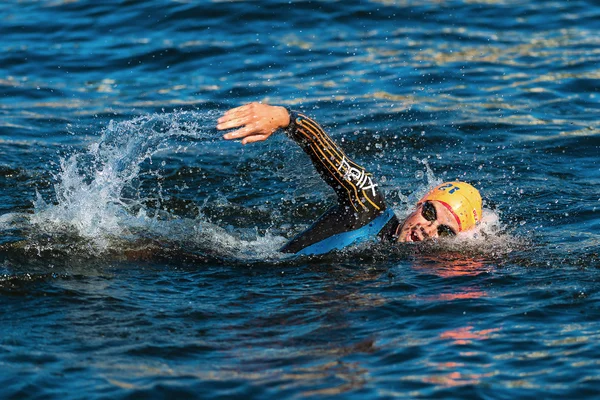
[418,181,482,232]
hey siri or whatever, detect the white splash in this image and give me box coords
[31,111,205,252]
[24,110,288,259]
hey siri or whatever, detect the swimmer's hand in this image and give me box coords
[217,102,290,145]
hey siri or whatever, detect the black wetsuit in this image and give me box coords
[280,111,402,255]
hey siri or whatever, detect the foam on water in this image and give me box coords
[30,111,197,247]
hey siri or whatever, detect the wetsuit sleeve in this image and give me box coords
[284,110,386,216]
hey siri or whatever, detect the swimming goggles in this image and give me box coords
[421,201,456,238]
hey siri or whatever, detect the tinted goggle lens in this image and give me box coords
[421,201,456,238]
[437,224,456,238]
[421,201,437,221]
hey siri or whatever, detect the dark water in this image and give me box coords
[1,0,599,398]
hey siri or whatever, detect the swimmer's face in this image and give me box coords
[397,201,460,242]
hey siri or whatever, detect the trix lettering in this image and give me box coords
[338,157,378,196]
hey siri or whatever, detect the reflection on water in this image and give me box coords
[440,326,501,345]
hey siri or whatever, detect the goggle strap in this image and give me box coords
[434,200,463,232]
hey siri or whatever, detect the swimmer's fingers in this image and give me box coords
[218,102,289,127]
[216,116,248,131]
[220,103,253,120]
[222,124,257,140]
[217,103,260,130]
[223,124,277,142]
[241,134,269,145]
[218,102,290,143]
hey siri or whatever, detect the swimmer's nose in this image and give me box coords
[421,224,437,238]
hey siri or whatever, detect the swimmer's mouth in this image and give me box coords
[408,230,422,242]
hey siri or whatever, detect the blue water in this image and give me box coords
[1,0,599,398]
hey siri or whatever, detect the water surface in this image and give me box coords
[1,0,599,398]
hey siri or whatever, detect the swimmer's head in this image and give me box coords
[396,181,482,242]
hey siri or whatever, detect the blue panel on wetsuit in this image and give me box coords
[295,208,396,256]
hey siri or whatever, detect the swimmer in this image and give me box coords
[217,102,482,255]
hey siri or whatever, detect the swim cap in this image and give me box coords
[418,181,482,232]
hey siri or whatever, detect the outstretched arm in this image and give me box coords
[218,102,385,215]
